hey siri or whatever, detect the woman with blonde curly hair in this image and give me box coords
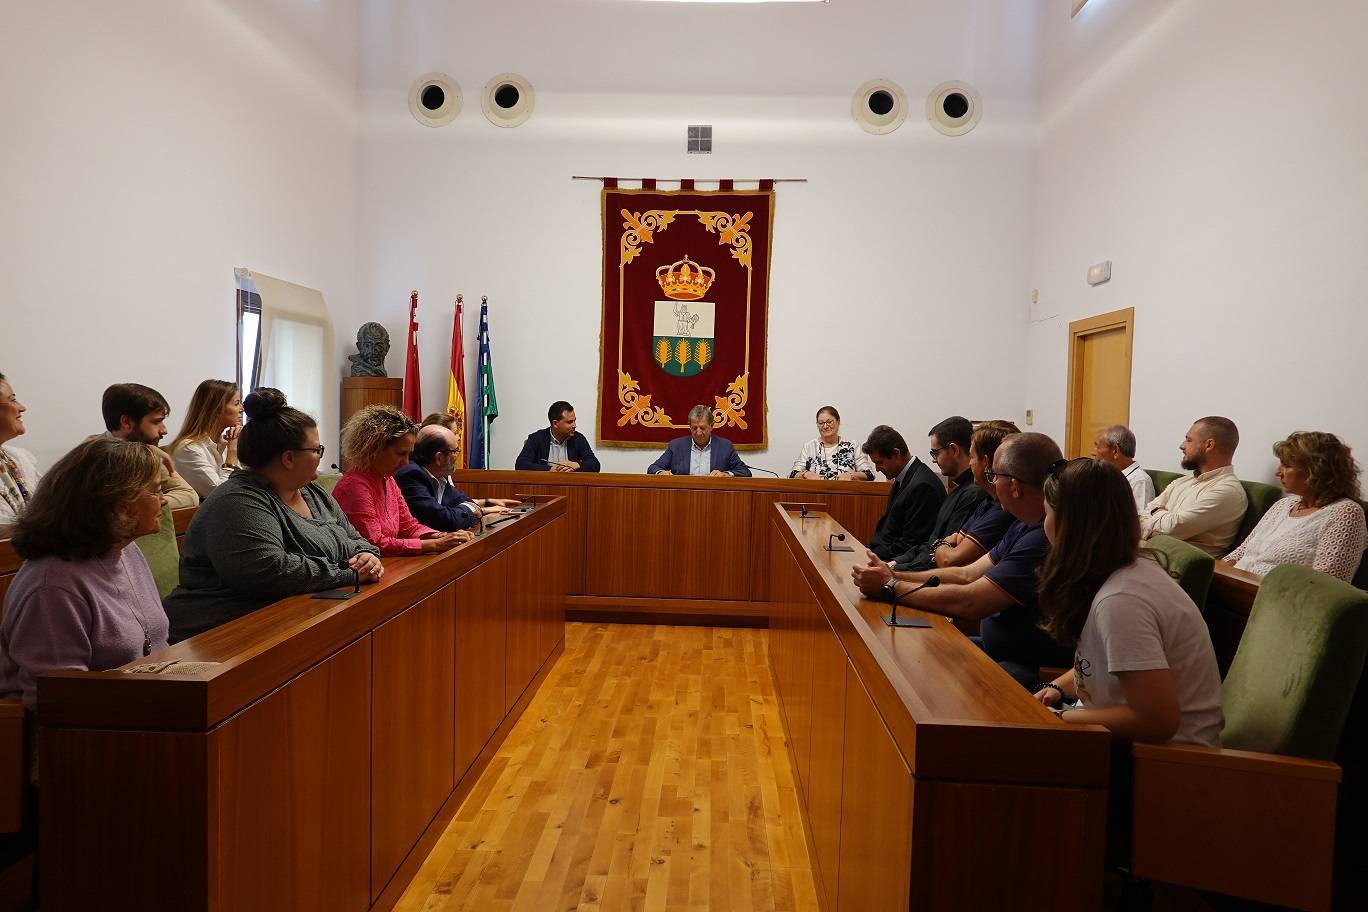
[1,437,169,708]
[332,405,469,556]
[1224,431,1366,580]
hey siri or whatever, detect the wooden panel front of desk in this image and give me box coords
[450,470,892,624]
[37,500,569,912]
[768,504,1110,911]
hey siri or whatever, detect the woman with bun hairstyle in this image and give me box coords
[332,405,470,556]
[167,379,244,498]
[163,388,382,642]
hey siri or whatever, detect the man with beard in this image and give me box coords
[102,383,198,509]
[1140,416,1247,557]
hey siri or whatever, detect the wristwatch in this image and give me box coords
[881,576,898,600]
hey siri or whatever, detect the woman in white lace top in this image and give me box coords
[1224,431,1366,581]
[790,406,875,481]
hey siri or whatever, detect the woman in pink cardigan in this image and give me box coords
[332,406,470,556]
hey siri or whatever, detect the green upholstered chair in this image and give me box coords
[133,503,180,599]
[1131,565,1368,910]
[1233,479,1285,551]
[1141,534,1215,613]
[315,472,342,494]
[1145,469,1182,496]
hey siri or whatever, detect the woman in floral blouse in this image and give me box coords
[790,406,875,481]
[0,372,40,526]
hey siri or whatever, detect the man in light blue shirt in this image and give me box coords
[646,405,751,477]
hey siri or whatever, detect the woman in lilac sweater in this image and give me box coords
[0,437,169,709]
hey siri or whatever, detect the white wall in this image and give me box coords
[355,90,1039,473]
[353,0,1047,473]
[1028,0,1368,483]
[0,0,358,468]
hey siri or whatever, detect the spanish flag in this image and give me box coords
[447,294,468,468]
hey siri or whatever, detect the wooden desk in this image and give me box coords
[767,504,1111,910]
[450,469,892,625]
[37,498,569,912]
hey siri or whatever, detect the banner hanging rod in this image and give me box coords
[571,176,807,183]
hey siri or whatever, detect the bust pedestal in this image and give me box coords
[341,376,403,427]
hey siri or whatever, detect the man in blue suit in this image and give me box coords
[514,401,601,473]
[396,425,520,531]
[647,404,751,477]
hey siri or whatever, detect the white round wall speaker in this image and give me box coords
[482,73,535,128]
[408,73,461,128]
[926,81,982,137]
[851,79,908,135]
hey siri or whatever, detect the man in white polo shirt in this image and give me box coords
[1092,424,1154,511]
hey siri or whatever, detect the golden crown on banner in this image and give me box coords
[655,254,716,301]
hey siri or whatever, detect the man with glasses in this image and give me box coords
[853,432,1073,689]
[885,416,988,571]
[860,425,945,561]
[397,425,520,531]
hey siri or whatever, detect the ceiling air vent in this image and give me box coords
[687,125,713,154]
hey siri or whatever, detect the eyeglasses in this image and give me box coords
[293,444,326,458]
[929,445,948,459]
[816,420,837,428]
[983,467,1019,484]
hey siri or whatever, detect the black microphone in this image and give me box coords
[330,463,341,471]
[882,575,941,628]
[824,532,854,553]
[739,461,780,478]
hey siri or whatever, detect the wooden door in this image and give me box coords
[1065,307,1134,457]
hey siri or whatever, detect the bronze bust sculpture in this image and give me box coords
[348,322,391,377]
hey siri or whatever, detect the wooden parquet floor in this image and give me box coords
[393,622,821,912]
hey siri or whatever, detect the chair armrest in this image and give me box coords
[1132,742,1338,910]
[1210,562,1260,615]
[1132,741,1341,783]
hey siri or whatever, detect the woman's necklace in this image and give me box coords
[119,554,153,656]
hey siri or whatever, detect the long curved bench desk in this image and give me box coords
[767,503,1111,910]
[36,497,569,912]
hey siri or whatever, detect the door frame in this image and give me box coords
[1064,307,1135,458]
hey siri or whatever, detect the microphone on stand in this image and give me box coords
[824,532,854,553]
[882,575,940,628]
[739,462,780,478]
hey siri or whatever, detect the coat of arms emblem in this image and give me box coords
[652,254,716,377]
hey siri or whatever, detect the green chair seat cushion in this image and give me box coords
[1141,534,1215,612]
[133,503,180,600]
[1221,565,1368,760]
[315,472,342,494]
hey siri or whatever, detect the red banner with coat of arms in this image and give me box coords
[597,185,773,448]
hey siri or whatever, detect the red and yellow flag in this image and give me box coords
[447,294,468,468]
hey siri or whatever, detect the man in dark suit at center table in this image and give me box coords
[647,404,751,477]
[861,424,946,561]
[514,401,601,472]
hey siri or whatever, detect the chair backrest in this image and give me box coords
[1234,479,1284,549]
[1141,535,1215,612]
[315,472,342,494]
[1146,469,1182,496]
[1221,565,1368,760]
[133,503,180,599]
